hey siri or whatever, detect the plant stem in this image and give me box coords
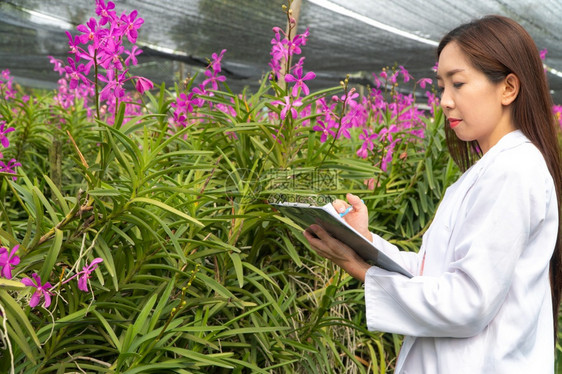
[94,49,100,120]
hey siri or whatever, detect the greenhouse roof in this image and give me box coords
[2,0,562,103]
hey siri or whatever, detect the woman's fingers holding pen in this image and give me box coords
[346,193,365,212]
[333,194,365,215]
[332,199,349,214]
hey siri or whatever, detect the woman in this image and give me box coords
[304,15,562,373]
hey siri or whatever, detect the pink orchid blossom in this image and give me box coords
[417,78,432,89]
[202,69,226,91]
[99,37,125,70]
[76,18,101,47]
[0,244,20,279]
[357,129,377,159]
[0,122,15,148]
[0,158,21,179]
[285,61,316,96]
[48,56,66,76]
[66,31,81,58]
[124,45,143,66]
[119,10,144,44]
[432,62,439,72]
[98,69,128,101]
[21,273,53,308]
[135,76,154,94]
[272,96,303,120]
[398,65,412,83]
[210,49,227,72]
[313,120,336,143]
[96,0,117,26]
[77,258,104,292]
[64,58,89,89]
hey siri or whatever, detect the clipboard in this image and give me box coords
[272,202,413,278]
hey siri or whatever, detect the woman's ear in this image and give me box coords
[501,73,520,106]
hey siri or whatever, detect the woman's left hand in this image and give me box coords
[303,224,371,282]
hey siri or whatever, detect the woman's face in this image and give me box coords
[437,41,515,153]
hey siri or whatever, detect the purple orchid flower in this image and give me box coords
[76,18,100,47]
[98,69,128,101]
[124,45,143,66]
[171,92,195,114]
[285,62,316,96]
[210,49,227,72]
[77,258,103,292]
[77,44,98,76]
[48,56,66,76]
[357,129,378,159]
[417,78,432,89]
[312,120,336,143]
[202,69,226,91]
[66,31,82,59]
[398,65,412,83]
[134,76,154,94]
[0,244,20,279]
[192,85,213,107]
[271,96,303,120]
[119,10,144,44]
[99,37,125,70]
[0,122,15,148]
[64,57,88,89]
[21,273,53,308]
[0,158,21,179]
[96,0,117,26]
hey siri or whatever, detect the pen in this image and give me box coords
[340,199,364,217]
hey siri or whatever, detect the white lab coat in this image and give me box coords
[365,130,557,373]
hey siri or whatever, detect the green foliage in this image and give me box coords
[0,74,460,373]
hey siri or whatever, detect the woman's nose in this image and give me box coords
[440,88,454,110]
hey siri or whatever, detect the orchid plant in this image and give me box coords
[48,0,153,124]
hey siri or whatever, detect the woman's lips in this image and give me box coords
[448,118,462,128]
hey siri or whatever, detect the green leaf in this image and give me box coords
[36,307,96,338]
[149,276,175,331]
[129,197,204,227]
[39,228,63,281]
[228,251,244,288]
[0,278,26,290]
[32,186,60,225]
[92,310,121,351]
[95,236,118,291]
[121,361,190,374]
[43,174,69,214]
[88,187,121,196]
[132,293,157,338]
[160,348,234,369]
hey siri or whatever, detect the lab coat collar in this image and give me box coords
[470,130,529,176]
[478,129,528,163]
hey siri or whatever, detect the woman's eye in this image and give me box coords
[453,82,464,88]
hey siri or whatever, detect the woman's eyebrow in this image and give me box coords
[436,68,465,80]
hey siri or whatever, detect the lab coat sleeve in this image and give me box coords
[365,151,549,338]
[371,233,420,274]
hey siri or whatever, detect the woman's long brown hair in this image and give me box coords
[437,15,562,343]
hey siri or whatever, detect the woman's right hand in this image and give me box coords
[332,193,372,242]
